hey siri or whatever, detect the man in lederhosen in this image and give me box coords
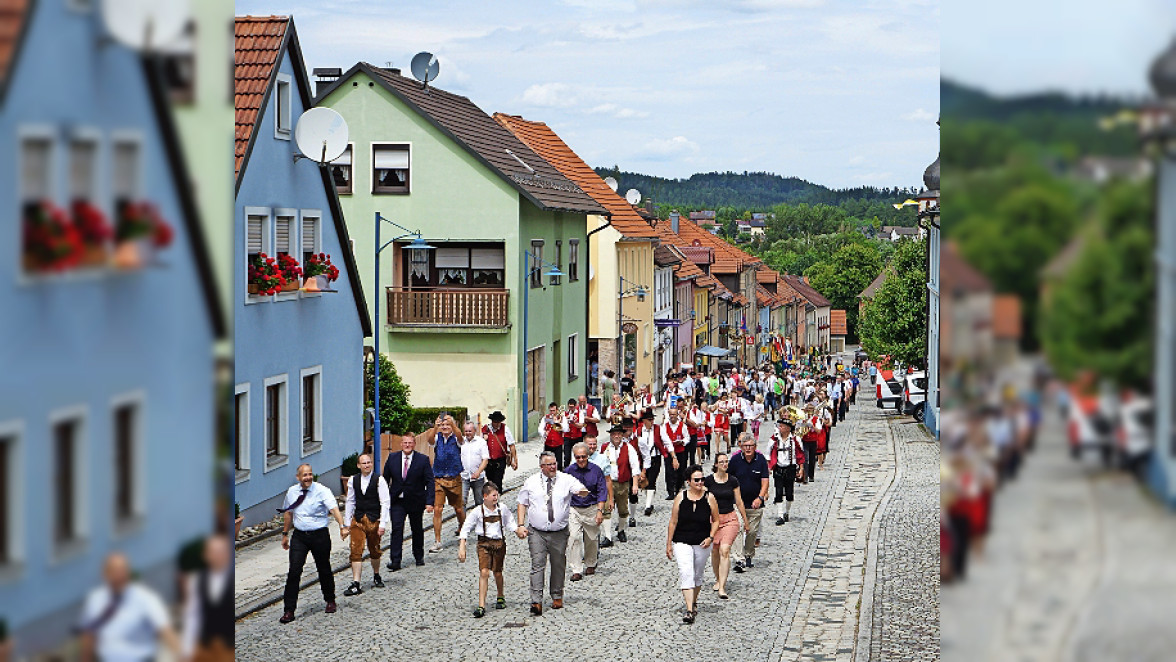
[341,453,389,596]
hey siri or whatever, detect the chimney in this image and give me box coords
[670,210,680,234]
[313,67,341,99]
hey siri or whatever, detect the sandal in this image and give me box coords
[495,596,506,609]
[474,606,486,618]
[683,609,696,624]
[719,592,729,600]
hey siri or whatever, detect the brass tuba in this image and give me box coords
[782,404,809,435]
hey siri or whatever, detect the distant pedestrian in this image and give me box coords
[638,410,662,516]
[341,453,389,596]
[704,453,750,599]
[458,482,522,617]
[517,452,589,615]
[79,552,180,661]
[620,369,635,396]
[481,411,517,496]
[181,534,233,662]
[382,433,435,572]
[277,463,346,623]
[665,465,720,624]
[768,418,804,525]
[600,369,617,404]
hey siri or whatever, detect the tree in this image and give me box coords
[858,238,927,364]
[1040,180,1154,390]
[363,353,414,434]
[804,243,885,342]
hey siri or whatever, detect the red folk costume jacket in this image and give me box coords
[580,404,600,438]
[482,424,510,460]
[659,419,687,454]
[614,437,644,484]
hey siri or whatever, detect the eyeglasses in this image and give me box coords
[690,477,705,483]
[574,455,587,459]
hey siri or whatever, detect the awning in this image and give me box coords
[695,345,733,358]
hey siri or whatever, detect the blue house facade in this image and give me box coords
[234,16,371,526]
[0,0,225,655]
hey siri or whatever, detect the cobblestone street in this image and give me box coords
[236,401,939,661]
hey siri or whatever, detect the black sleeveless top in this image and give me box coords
[673,490,712,545]
[704,475,737,514]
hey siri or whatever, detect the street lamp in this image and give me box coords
[371,212,433,470]
[520,249,565,435]
[617,275,648,380]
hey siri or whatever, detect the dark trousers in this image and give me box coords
[388,503,425,567]
[949,513,971,579]
[773,465,797,502]
[802,441,818,480]
[838,398,847,421]
[663,453,677,494]
[686,437,700,466]
[546,443,567,469]
[667,449,689,495]
[562,437,583,467]
[645,453,662,488]
[830,402,839,428]
[284,527,334,613]
[486,456,507,493]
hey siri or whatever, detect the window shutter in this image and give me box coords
[302,217,317,252]
[276,216,292,253]
[247,216,263,253]
[373,146,409,169]
[331,146,351,166]
[471,248,504,269]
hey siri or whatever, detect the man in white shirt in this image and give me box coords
[181,534,232,661]
[342,453,391,597]
[460,421,491,507]
[79,553,178,662]
[278,463,346,623]
[517,451,589,615]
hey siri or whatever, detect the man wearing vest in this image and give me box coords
[181,534,232,662]
[659,407,688,500]
[482,410,517,494]
[342,453,390,596]
[428,415,467,553]
[278,463,347,623]
[578,394,601,446]
[638,409,662,516]
[605,419,645,542]
[563,398,586,468]
[768,418,804,526]
[539,402,570,467]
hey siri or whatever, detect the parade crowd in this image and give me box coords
[276,356,869,625]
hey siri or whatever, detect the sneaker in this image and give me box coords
[474,606,486,618]
[343,581,363,596]
[372,574,385,588]
[628,517,637,527]
[495,596,506,610]
[429,542,444,553]
[733,561,745,574]
[644,506,654,517]
[616,530,628,543]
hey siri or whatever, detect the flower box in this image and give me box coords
[281,279,298,292]
[79,244,108,268]
[248,283,260,295]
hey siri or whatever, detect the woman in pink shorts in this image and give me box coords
[703,453,751,599]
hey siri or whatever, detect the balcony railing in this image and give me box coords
[386,287,509,327]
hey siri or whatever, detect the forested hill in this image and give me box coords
[591,168,919,212]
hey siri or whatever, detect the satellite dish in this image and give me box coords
[294,107,350,164]
[101,0,190,51]
[411,52,440,88]
[604,177,619,192]
[625,189,641,205]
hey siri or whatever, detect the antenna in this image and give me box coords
[293,107,350,164]
[410,52,440,91]
[625,189,641,206]
[101,0,190,51]
[604,177,619,192]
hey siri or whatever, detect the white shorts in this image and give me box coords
[672,542,709,589]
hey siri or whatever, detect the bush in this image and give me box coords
[406,407,470,434]
[364,354,413,434]
[341,452,360,477]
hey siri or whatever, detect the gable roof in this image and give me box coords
[677,245,714,266]
[493,114,655,238]
[859,268,890,299]
[673,258,705,281]
[0,0,29,103]
[942,241,992,295]
[319,63,604,215]
[668,216,760,274]
[235,16,291,181]
[830,310,847,336]
[235,16,371,337]
[653,244,682,267]
[781,274,831,307]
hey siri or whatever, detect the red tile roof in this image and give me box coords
[943,241,992,295]
[0,0,30,97]
[235,16,290,179]
[494,114,657,238]
[992,295,1022,339]
[673,257,705,281]
[755,285,776,308]
[677,245,714,266]
[830,309,847,336]
[781,273,831,307]
[667,216,760,274]
[756,270,777,285]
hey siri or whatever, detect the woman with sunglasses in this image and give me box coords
[704,453,750,599]
[665,465,720,624]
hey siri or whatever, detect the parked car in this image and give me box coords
[903,371,927,421]
[1116,396,1153,474]
[1066,391,1115,466]
[876,369,903,410]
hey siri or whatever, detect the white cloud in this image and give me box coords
[521,83,578,107]
[586,103,650,119]
[902,108,937,122]
[644,136,701,157]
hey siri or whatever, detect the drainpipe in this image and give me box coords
[587,213,612,400]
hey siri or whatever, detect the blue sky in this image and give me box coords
[944,0,1175,97]
[236,0,940,190]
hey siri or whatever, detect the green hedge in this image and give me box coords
[406,407,470,434]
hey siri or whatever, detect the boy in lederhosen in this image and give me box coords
[458,482,522,617]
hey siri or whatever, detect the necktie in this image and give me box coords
[546,476,554,522]
[403,454,410,479]
[278,487,308,513]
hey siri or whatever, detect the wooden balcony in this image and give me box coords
[386,287,510,329]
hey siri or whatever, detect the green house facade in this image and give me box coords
[317,64,604,436]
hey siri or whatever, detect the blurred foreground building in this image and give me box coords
[0,0,225,654]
